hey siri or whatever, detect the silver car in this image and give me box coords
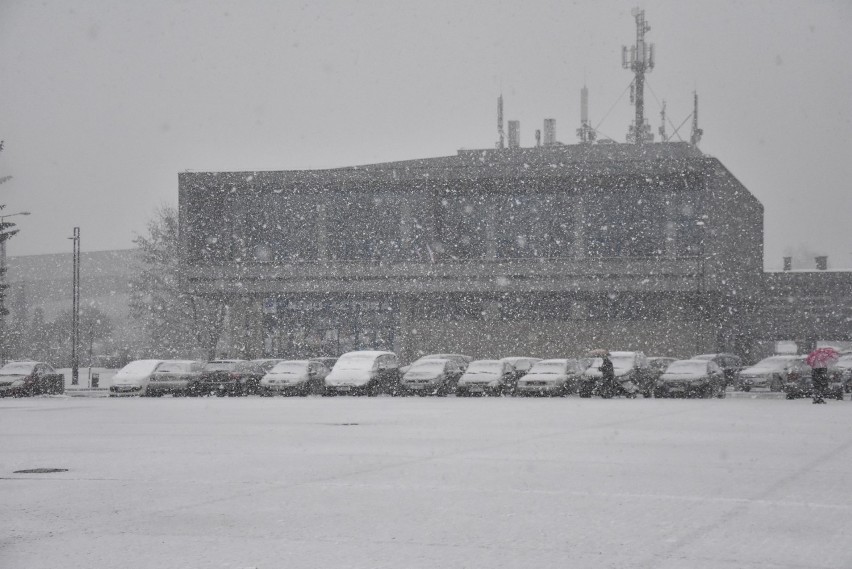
[738,355,809,392]
[146,360,205,397]
[515,359,588,396]
[259,360,330,396]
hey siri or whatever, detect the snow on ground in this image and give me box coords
[1,396,851,569]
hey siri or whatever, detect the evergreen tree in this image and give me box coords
[0,141,19,320]
[130,205,225,359]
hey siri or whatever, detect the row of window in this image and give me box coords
[185,191,702,264]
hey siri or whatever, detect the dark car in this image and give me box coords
[193,360,266,396]
[692,353,743,387]
[146,360,205,397]
[0,361,64,396]
[655,359,726,398]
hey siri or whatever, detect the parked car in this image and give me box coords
[193,360,266,396]
[738,355,809,392]
[259,359,330,396]
[324,351,401,396]
[0,361,64,397]
[578,351,653,398]
[691,353,743,387]
[515,358,589,396]
[145,360,205,397]
[782,364,843,400]
[109,359,164,396]
[399,353,473,375]
[834,353,852,392]
[456,357,540,396]
[399,358,465,396]
[654,359,726,398]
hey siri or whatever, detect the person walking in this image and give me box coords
[811,366,828,404]
[599,352,616,398]
[806,347,839,405]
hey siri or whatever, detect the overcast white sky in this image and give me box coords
[1,0,850,269]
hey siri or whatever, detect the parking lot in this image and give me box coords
[2,396,851,569]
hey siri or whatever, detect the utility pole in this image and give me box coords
[623,8,655,144]
[69,227,80,385]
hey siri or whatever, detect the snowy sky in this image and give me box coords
[1,0,850,269]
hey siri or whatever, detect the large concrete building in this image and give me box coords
[177,141,809,362]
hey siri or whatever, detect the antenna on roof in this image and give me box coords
[690,91,703,146]
[497,94,505,149]
[576,85,596,143]
[623,7,655,144]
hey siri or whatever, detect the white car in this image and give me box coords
[515,359,588,396]
[260,360,330,396]
[108,359,163,396]
[325,351,400,396]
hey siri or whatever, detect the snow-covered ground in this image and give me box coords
[2,396,850,569]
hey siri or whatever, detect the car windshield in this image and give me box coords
[465,361,502,374]
[270,362,309,374]
[116,360,160,377]
[204,361,238,372]
[835,355,852,369]
[335,354,378,371]
[752,357,796,371]
[0,362,35,375]
[155,361,192,373]
[409,361,446,373]
[665,361,707,374]
[235,362,258,372]
[528,361,567,374]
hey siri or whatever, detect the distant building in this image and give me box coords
[178,142,810,362]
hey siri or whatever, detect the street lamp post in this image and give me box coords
[69,227,80,385]
[0,211,30,364]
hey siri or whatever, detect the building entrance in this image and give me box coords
[262,295,398,357]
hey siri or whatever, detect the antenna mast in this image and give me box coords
[622,7,655,144]
[659,100,667,141]
[690,91,703,146]
[576,85,596,143]
[497,94,505,149]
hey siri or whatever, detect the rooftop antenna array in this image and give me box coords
[623,7,655,144]
[576,85,597,143]
[497,94,505,149]
[690,91,703,146]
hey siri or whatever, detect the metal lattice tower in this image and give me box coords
[622,8,655,144]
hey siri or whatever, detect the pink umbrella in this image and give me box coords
[806,347,840,368]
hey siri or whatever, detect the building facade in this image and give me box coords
[177,142,784,361]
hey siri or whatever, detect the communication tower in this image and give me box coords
[622,8,655,144]
[690,92,703,146]
[576,85,596,143]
